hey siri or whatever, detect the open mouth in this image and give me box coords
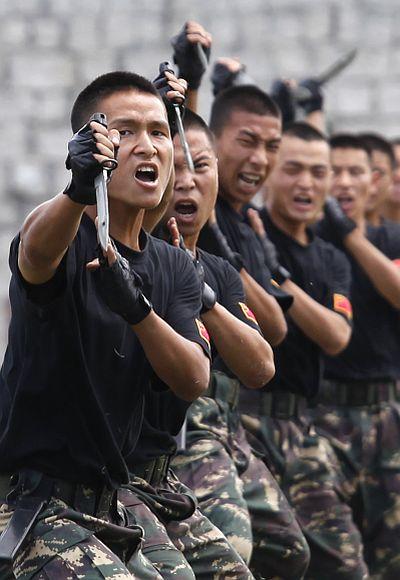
[135,165,158,183]
[337,195,354,205]
[293,195,313,207]
[238,172,262,187]
[175,201,198,216]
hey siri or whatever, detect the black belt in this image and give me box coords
[240,390,307,419]
[320,379,397,407]
[132,455,171,487]
[205,371,240,409]
[0,470,115,520]
[0,469,120,568]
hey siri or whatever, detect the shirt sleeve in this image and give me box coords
[324,246,353,325]
[8,234,72,308]
[219,260,261,333]
[165,248,212,358]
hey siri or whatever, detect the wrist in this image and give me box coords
[128,291,153,326]
[63,177,96,206]
[271,265,291,285]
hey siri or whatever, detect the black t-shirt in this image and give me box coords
[317,220,400,380]
[0,214,204,486]
[198,196,292,310]
[257,209,352,399]
[126,248,258,466]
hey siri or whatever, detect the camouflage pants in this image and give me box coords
[121,469,253,580]
[314,396,400,579]
[172,390,310,580]
[119,485,194,579]
[241,411,369,580]
[0,497,150,579]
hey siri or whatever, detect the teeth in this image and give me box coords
[139,166,154,172]
[239,173,261,185]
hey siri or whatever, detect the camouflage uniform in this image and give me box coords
[172,372,310,579]
[240,393,369,580]
[314,380,400,579]
[120,469,254,580]
[0,495,151,579]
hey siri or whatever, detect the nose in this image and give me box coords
[134,130,157,157]
[297,170,313,189]
[175,166,196,191]
[249,145,268,168]
[334,169,352,189]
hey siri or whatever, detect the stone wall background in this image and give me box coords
[0,0,399,354]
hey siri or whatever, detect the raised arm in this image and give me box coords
[171,20,212,113]
[19,119,119,285]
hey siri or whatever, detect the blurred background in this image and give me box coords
[0,0,399,354]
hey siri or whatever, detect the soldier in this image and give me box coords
[382,138,400,223]
[194,87,314,579]
[244,122,370,579]
[153,109,309,579]
[358,132,395,226]
[0,70,211,578]
[315,133,400,578]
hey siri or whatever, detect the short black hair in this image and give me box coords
[359,132,395,169]
[329,133,372,160]
[70,71,160,133]
[182,109,215,148]
[209,85,281,137]
[391,137,400,146]
[283,121,327,142]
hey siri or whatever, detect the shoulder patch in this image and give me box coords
[238,302,258,324]
[333,293,353,320]
[196,318,210,348]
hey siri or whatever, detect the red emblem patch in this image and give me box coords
[238,302,258,324]
[196,318,210,348]
[333,293,353,320]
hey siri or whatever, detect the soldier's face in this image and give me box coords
[215,110,281,212]
[98,89,173,211]
[330,147,372,221]
[366,150,393,214]
[390,144,400,206]
[166,128,218,238]
[267,136,331,225]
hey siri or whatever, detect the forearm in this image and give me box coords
[305,110,325,133]
[344,229,400,309]
[202,302,275,388]
[282,279,351,355]
[186,88,199,113]
[240,269,287,345]
[19,193,86,284]
[133,310,210,401]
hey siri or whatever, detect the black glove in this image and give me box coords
[323,197,357,242]
[270,79,296,125]
[153,62,185,137]
[171,24,210,90]
[258,232,291,285]
[95,244,152,325]
[211,61,255,96]
[64,120,102,205]
[297,78,324,115]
